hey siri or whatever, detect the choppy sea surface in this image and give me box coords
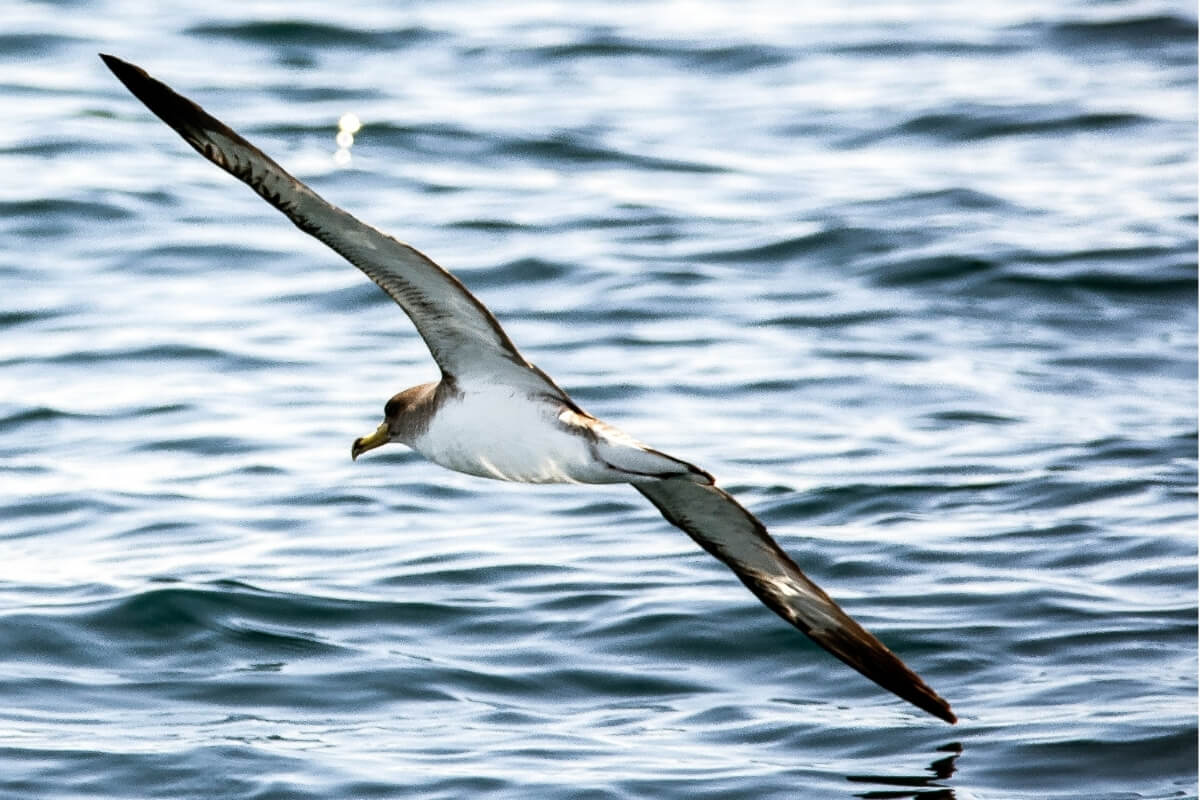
[1,2,1196,798]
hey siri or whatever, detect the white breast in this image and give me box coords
[410,389,617,484]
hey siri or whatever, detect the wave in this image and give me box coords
[186,21,440,51]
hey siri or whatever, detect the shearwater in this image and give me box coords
[101,54,956,724]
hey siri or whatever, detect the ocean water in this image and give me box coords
[0,1,1196,798]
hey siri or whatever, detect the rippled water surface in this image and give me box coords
[1,2,1196,798]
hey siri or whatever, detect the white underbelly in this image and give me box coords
[410,391,619,484]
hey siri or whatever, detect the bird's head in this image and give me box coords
[351,382,437,460]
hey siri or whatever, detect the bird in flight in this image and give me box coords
[101,54,956,724]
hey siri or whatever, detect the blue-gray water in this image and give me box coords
[1,2,1196,798]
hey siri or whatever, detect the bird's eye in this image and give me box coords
[384,396,400,418]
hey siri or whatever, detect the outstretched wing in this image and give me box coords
[101,54,560,394]
[635,477,956,724]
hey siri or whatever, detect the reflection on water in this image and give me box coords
[847,743,961,799]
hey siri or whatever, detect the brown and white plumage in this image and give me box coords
[102,54,955,724]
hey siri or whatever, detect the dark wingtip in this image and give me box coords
[926,694,957,725]
[99,53,144,87]
[101,53,175,109]
[830,629,957,724]
[99,53,224,144]
[821,630,958,724]
[887,667,957,724]
[896,663,956,724]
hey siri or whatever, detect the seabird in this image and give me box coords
[101,54,956,724]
